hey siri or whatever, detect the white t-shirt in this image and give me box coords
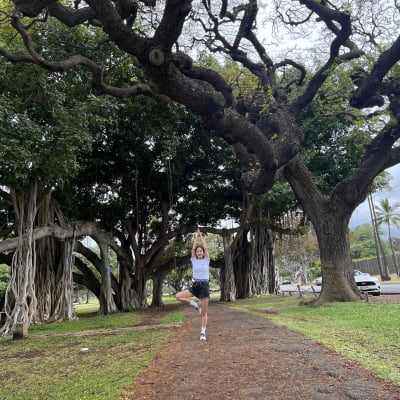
[191,257,210,280]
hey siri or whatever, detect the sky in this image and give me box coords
[349,164,400,238]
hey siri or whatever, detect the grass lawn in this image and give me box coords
[0,294,399,399]
[232,295,400,385]
[0,298,185,400]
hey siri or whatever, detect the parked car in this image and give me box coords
[313,270,380,295]
[353,270,381,296]
[280,279,292,285]
[314,276,322,286]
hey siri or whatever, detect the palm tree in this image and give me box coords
[375,198,400,276]
[368,194,391,280]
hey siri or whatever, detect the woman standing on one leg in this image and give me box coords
[176,228,210,341]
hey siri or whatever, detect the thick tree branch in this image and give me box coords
[351,35,400,109]
[73,257,100,298]
[0,222,116,252]
[80,0,149,59]
[153,0,192,48]
[47,2,97,26]
[13,0,56,17]
[284,156,329,220]
[285,121,400,223]
[1,16,170,102]
[171,52,234,107]
[335,123,400,203]
[291,2,360,113]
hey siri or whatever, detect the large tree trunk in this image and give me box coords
[47,238,76,321]
[98,242,117,314]
[285,157,362,304]
[251,222,279,295]
[220,232,236,302]
[232,194,252,299]
[232,228,251,299]
[34,193,76,323]
[1,183,39,336]
[314,217,360,303]
[119,266,148,310]
[232,197,278,299]
[151,272,165,307]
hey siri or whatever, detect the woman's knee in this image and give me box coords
[200,302,208,315]
[176,290,188,301]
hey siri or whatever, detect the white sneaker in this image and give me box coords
[200,333,206,341]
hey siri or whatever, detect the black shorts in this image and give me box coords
[188,280,210,299]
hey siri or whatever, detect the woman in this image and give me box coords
[176,228,210,341]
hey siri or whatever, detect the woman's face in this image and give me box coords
[195,246,205,259]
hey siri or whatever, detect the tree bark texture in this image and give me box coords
[285,157,361,303]
[34,193,75,323]
[220,232,236,302]
[315,218,360,303]
[1,183,39,336]
[151,272,165,307]
[98,242,117,315]
[119,266,148,310]
[232,226,278,299]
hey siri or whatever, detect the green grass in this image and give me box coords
[231,295,400,385]
[2,294,400,399]
[159,309,186,324]
[29,312,142,335]
[1,329,170,400]
[74,299,100,315]
[0,301,186,400]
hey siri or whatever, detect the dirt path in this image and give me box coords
[125,301,400,400]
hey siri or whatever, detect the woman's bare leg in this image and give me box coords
[199,297,209,338]
[176,289,196,306]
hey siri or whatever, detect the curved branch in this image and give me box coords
[170,52,234,106]
[211,108,275,166]
[232,0,258,49]
[47,2,97,26]
[73,258,100,298]
[13,0,55,17]
[153,0,192,48]
[284,156,330,220]
[291,1,361,113]
[351,35,400,109]
[1,16,170,102]
[285,121,400,221]
[274,59,306,88]
[79,1,149,59]
[0,222,117,252]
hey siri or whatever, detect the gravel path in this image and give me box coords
[125,300,400,400]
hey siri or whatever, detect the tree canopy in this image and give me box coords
[1,0,400,305]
